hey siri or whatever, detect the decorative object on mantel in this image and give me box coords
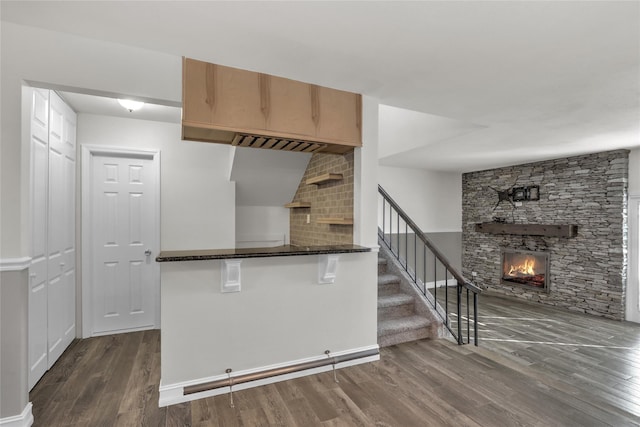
[475,223,578,238]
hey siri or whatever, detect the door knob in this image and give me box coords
[145,249,152,256]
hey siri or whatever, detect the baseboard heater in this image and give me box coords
[183,348,379,395]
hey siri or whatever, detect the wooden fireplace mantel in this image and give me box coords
[475,223,578,238]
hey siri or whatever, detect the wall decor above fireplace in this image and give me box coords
[489,184,540,209]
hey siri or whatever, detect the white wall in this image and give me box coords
[78,114,236,250]
[626,148,640,323]
[378,166,462,232]
[0,269,29,420]
[354,95,380,248]
[629,148,640,197]
[229,146,310,248]
[235,206,289,248]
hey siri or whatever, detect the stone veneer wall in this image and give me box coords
[290,152,354,246]
[462,150,628,320]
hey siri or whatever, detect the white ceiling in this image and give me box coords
[2,1,639,172]
[58,91,182,124]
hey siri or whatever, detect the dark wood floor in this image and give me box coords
[31,294,640,426]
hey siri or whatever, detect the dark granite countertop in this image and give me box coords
[156,244,371,262]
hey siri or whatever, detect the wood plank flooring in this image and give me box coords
[31,294,640,426]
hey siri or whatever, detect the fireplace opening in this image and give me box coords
[501,249,549,291]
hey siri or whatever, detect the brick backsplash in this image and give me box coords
[462,149,628,320]
[290,152,354,246]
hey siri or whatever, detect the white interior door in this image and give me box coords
[29,88,50,390]
[627,196,640,323]
[88,150,159,335]
[47,92,77,368]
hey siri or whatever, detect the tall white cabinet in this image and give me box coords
[28,88,77,390]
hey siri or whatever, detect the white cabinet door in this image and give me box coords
[28,90,77,388]
[46,92,76,367]
[90,152,158,334]
[28,88,50,390]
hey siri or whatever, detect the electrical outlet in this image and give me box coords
[471,271,478,277]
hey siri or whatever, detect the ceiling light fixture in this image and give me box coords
[117,99,144,112]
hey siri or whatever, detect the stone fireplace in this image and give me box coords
[462,149,628,320]
[501,249,549,291]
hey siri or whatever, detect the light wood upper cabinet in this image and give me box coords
[316,86,362,147]
[182,57,362,152]
[265,75,316,138]
[183,59,265,131]
[182,59,212,125]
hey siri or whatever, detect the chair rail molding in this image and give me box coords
[0,257,32,272]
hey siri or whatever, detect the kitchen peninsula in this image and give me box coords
[157,243,378,406]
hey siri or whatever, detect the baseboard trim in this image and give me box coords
[0,257,32,272]
[90,324,156,338]
[0,403,33,427]
[159,344,380,407]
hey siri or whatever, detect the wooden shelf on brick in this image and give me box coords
[284,202,311,209]
[475,223,578,238]
[316,217,353,225]
[306,173,343,186]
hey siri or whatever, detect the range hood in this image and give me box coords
[181,58,362,154]
[182,127,326,154]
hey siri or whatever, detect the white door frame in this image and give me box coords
[627,195,640,323]
[81,145,161,338]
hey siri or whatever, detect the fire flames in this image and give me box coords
[507,257,536,276]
